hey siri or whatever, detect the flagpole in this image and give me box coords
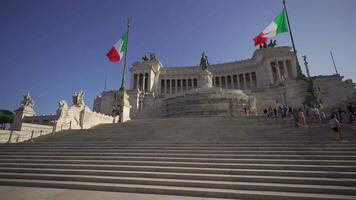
[120,17,131,91]
[282,0,304,79]
[330,51,339,75]
[104,72,107,91]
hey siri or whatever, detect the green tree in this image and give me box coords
[0,110,14,129]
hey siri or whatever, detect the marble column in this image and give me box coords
[276,64,281,82]
[174,79,178,94]
[283,61,288,79]
[136,73,140,90]
[164,79,167,96]
[142,72,146,93]
[231,75,234,89]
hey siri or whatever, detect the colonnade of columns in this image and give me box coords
[160,78,198,96]
[270,59,293,84]
[132,72,150,93]
[213,72,257,90]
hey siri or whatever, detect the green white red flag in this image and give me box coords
[107,32,128,62]
[253,9,288,46]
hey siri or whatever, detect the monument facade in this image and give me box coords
[93,46,356,118]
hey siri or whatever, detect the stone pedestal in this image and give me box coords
[118,90,131,122]
[199,69,213,88]
[12,105,36,131]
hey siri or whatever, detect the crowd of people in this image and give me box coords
[262,103,356,141]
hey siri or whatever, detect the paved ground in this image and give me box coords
[0,186,227,200]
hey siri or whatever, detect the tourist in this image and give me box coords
[244,107,247,117]
[281,106,288,123]
[329,114,342,141]
[313,106,322,124]
[298,108,307,127]
[273,107,277,118]
[320,111,327,123]
[263,108,268,117]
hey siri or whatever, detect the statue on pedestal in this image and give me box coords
[72,90,85,107]
[19,93,35,110]
[198,52,213,88]
[200,52,210,71]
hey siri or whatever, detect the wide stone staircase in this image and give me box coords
[0,117,356,199]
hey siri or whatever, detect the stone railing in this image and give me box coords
[54,105,117,132]
[1,123,54,143]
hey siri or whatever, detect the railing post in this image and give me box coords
[69,121,72,130]
[7,125,14,143]
[16,135,19,143]
[30,130,34,143]
[52,123,56,135]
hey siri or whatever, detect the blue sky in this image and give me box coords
[0,0,355,114]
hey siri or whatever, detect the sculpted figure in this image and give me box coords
[20,93,34,109]
[272,40,277,47]
[142,54,149,61]
[263,42,267,48]
[57,100,68,117]
[72,90,85,107]
[200,52,210,71]
[149,53,156,61]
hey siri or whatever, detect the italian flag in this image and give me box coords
[106,32,128,62]
[253,9,288,46]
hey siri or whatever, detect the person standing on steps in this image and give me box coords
[329,114,342,141]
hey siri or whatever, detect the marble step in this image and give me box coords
[1,152,355,160]
[1,159,355,172]
[1,155,355,165]
[1,149,356,155]
[2,146,356,151]
[0,164,355,178]
[0,178,354,200]
[0,141,356,149]
[0,172,355,195]
[1,167,355,186]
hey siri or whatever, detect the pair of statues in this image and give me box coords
[142,53,157,61]
[259,39,277,49]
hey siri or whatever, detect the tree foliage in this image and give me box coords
[0,110,14,124]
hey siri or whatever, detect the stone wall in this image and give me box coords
[1,123,53,143]
[55,104,116,132]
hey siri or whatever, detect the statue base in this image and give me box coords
[118,89,131,122]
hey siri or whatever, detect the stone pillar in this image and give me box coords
[136,73,140,90]
[119,90,131,122]
[236,75,240,89]
[249,72,252,89]
[231,75,234,89]
[175,79,178,94]
[142,72,146,93]
[164,79,167,96]
[147,71,151,93]
[243,74,246,90]
[283,62,288,79]
[276,65,281,82]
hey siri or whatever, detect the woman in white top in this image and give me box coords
[329,114,342,141]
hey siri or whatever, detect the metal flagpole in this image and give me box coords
[282,0,304,79]
[104,72,107,91]
[120,17,131,92]
[330,51,339,75]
